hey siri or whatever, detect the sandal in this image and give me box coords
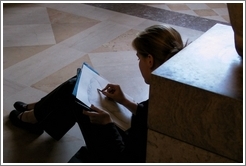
[9,110,44,135]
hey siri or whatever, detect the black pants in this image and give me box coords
[34,76,78,140]
[33,76,127,161]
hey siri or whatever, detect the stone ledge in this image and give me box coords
[148,23,243,162]
[146,130,236,163]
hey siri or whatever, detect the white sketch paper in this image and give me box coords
[76,64,133,131]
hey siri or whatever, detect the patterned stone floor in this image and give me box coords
[2,2,231,163]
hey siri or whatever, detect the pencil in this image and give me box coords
[97,88,103,92]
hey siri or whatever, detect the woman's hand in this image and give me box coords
[101,84,127,105]
[83,105,113,125]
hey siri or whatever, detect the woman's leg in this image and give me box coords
[18,110,37,124]
[26,102,36,110]
[18,102,38,124]
[73,104,127,162]
[33,76,78,140]
[10,76,78,140]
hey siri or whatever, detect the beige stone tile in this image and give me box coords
[51,23,98,44]
[39,3,119,22]
[90,29,140,53]
[3,44,85,86]
[3,5,56,47]
[47,8,100,43]
[222,15,231,23]
[107,12,146,29]
[60,21,130,53]
[166,3,190,11]
[3,45,52,69]
[89,51,138,72]
[143,3,170,10]
[3,24,56,47]
[206,3,227,8]
[185,3,210,10]
[3,5,50,25]
[194,9,218,17]
[47,7,97,24]
[176,10,198,16]
[3,78,27,100]
[32,54,92,93]
[213,7,229,16]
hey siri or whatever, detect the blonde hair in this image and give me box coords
[132,25,188,68]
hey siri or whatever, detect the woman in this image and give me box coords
[9,24,188,163]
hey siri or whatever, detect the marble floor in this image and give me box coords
[2,2,230,164]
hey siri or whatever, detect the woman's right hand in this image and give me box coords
[101,84,127,105]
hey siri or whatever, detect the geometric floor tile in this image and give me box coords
[31,54,92,93]
[3,24,56,47]
[47,8,100,43]
[90,29,140,53]
[3,45,53,69]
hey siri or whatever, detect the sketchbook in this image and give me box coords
[73,62,133,131]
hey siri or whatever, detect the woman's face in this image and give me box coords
[136,52,152,84]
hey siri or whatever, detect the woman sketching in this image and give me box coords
[9,24,188,163]
[86,76,132,131]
